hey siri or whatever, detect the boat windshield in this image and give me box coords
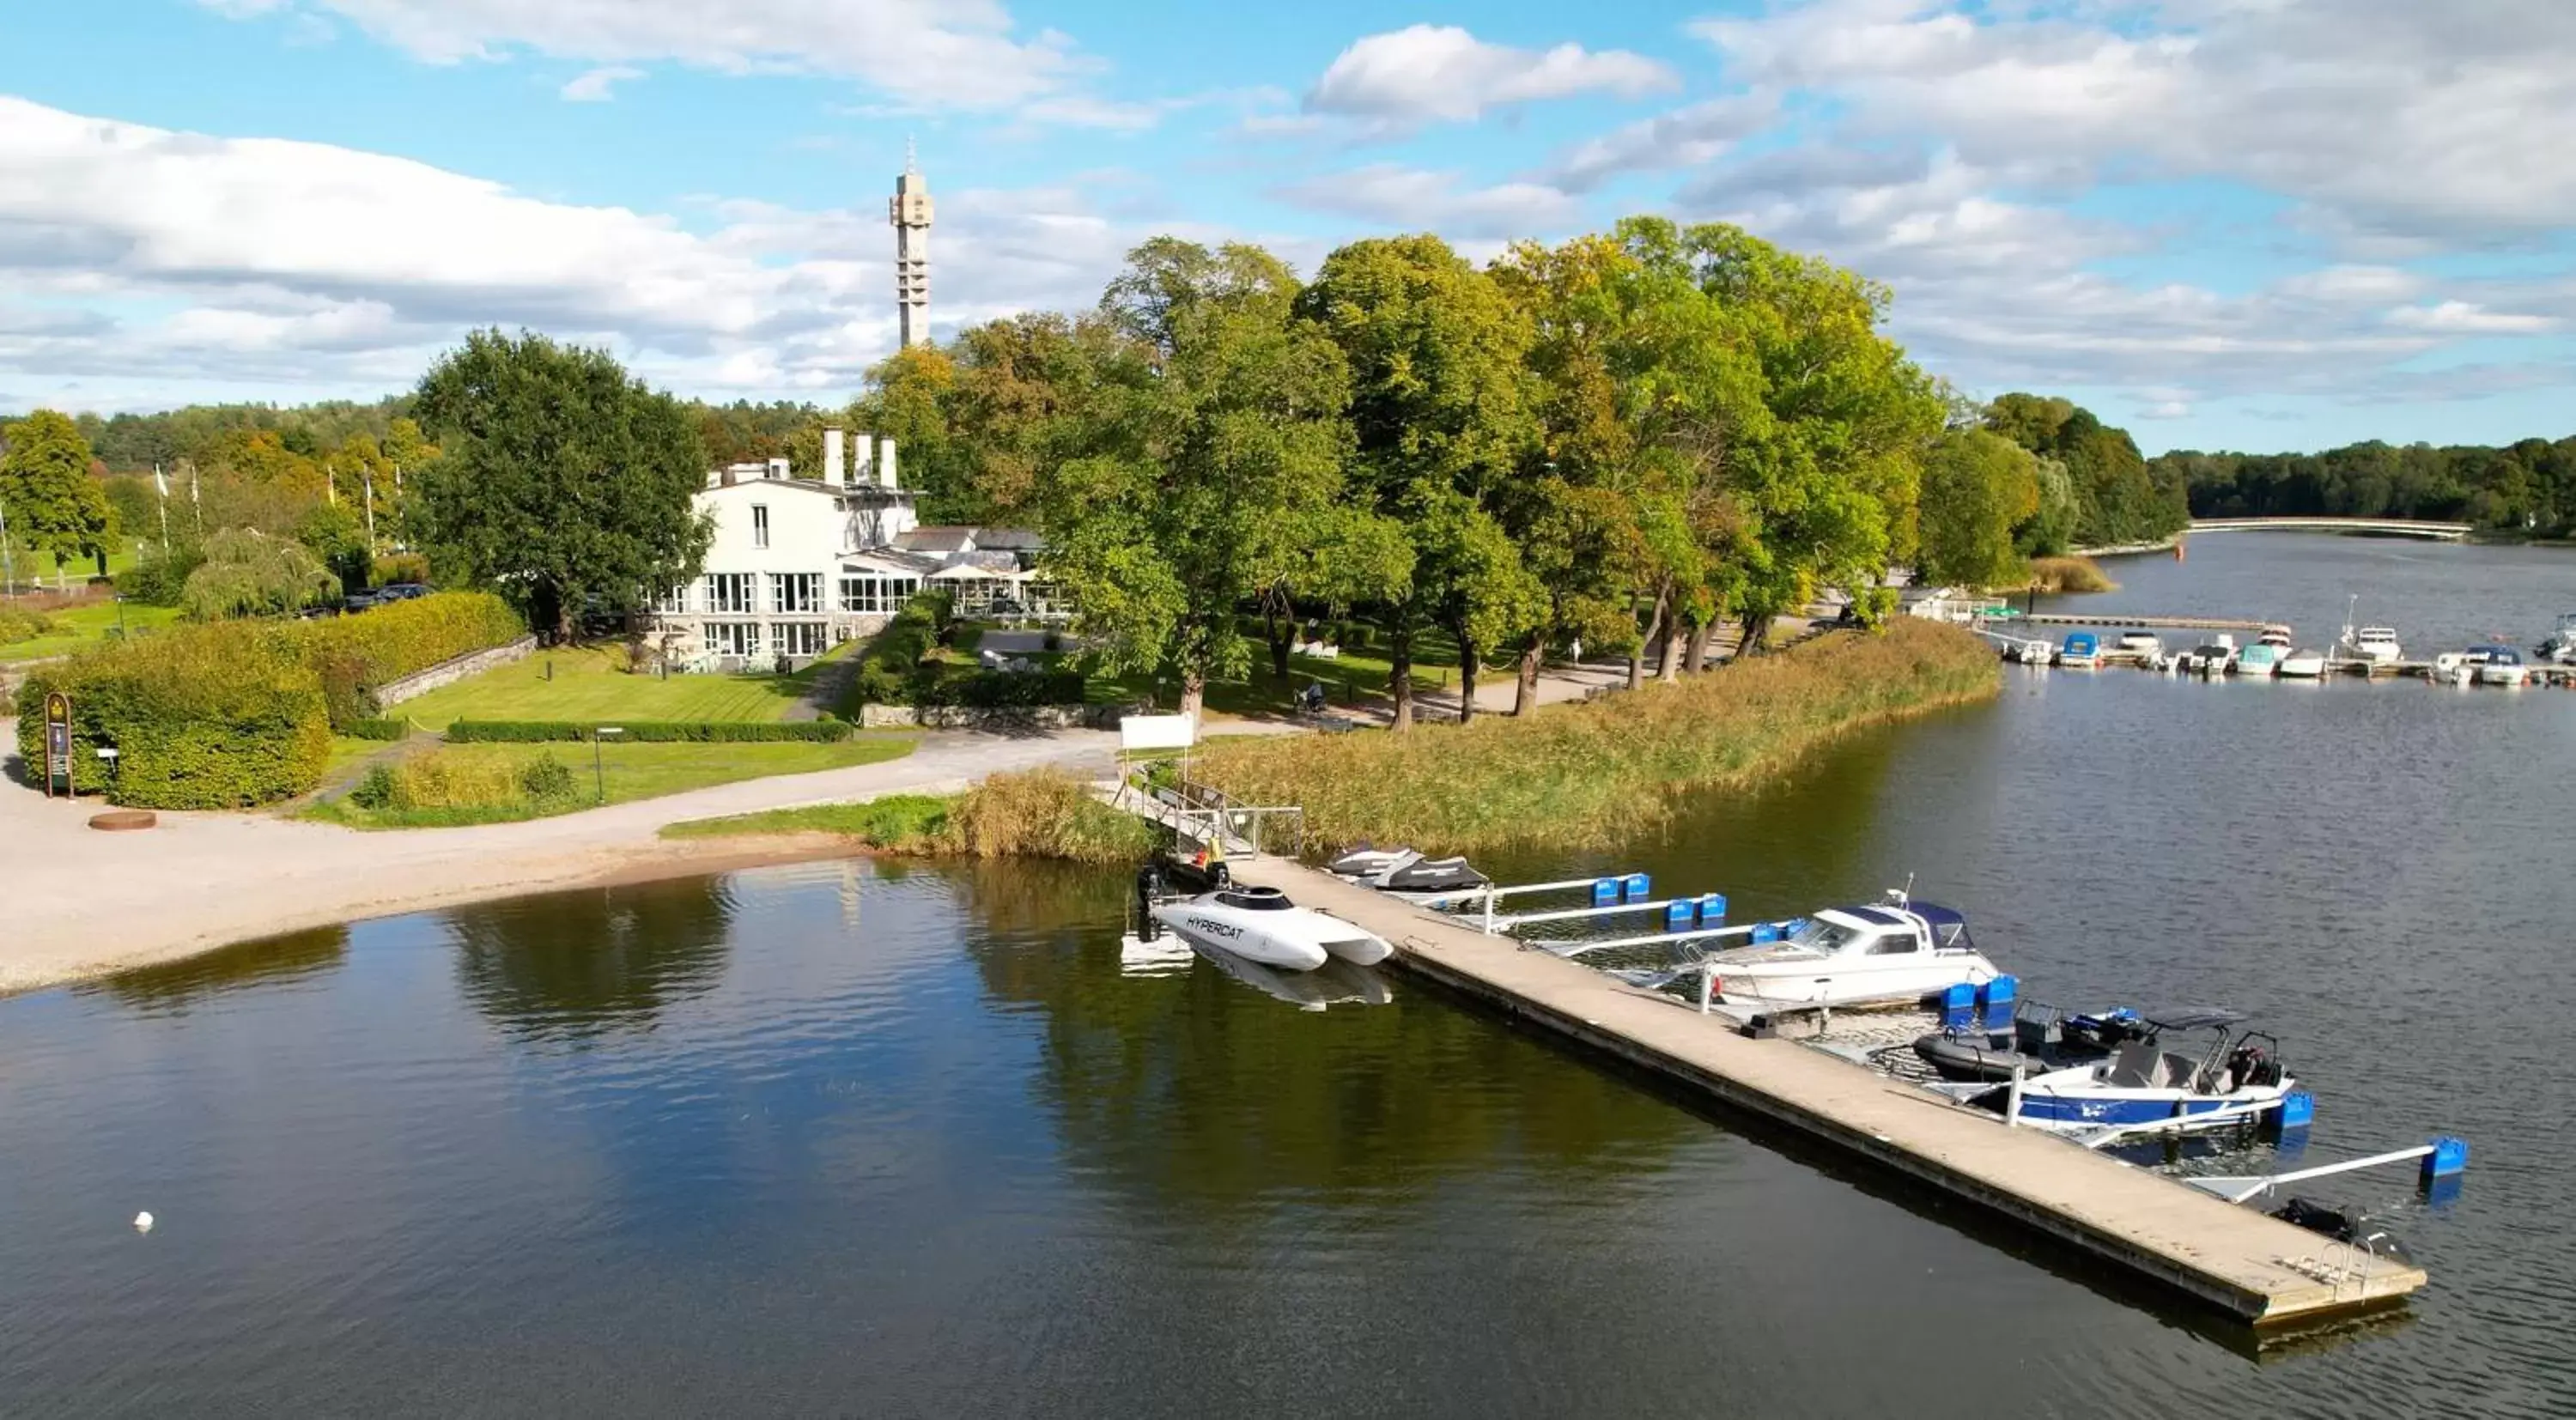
[1214,889,1292,911]
[1786,918,1860,953]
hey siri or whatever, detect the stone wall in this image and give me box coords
[375,636,538,708]
[857,701,1135,731]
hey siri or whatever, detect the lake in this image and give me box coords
[3,533,2568,1417]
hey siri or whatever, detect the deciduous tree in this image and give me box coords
[411,330,713,641]
[0,409,115,580]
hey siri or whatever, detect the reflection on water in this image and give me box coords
[445,875,738,1042]
[76,925,349,1015]
[3,537,2569,1417]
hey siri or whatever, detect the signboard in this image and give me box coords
[1119,713,1197,755]
[43,691,71,798]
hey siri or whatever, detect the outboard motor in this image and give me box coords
[2227,1041,2280,1089]
[1134,864,1165,942]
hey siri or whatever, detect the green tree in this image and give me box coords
[1987,393,2184,547]
[1917,429,2041,588]
[1299,234,1540,726]
[180,527,340,618]
[295,501,373,593]
[411,330,714,641]
[1035,239,1352,719]
[0,410,116,583]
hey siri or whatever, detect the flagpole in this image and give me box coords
[1,497,15,602]
[154,463,171,551]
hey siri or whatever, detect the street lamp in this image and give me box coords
[592,725,623,803]
[112,592,127,640]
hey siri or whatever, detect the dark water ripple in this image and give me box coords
[3,536,2570,1417]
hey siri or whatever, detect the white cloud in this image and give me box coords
[197,0,1152,123]
[1273,164,1581,239]
[1692,0,2576,240]
[0,97,1193,411]
[559,66,642,102]
[2385,301,2561,335]
[1306,25,1676,126]
[1546,94,1776,192]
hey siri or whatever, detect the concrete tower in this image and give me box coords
[889,140,933,348]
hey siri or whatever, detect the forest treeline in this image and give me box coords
[2163,436,2576,534]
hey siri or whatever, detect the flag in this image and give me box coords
[154,463,167,499]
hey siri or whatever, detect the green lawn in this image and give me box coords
[392,642,848,727]
[302,734,919,828]
[0,599,187,664]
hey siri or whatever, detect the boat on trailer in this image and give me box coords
[1935,1010,2293,1136]
[1699,894,1999,1010]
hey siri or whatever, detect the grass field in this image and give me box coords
[0,599,187,664]
[304,734,917,828]
[392,642,851,727]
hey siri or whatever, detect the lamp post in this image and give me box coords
[112,593,127,640]
[592,726,623,804]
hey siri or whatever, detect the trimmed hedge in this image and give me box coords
[914,669,1087,707]
[15,623,331,809]
[446,719,857,743]
[842,592,951,713]
[289,592,525,689]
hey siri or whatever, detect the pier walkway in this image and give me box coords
[1226,856,2427,1329]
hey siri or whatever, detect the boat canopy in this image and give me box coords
[2143,1008,2247,1033]
[1910,902,1976,953]
[2062,632,2099,654]
[1214,888,1294,912]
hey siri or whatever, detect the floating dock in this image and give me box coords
[1223,856,2428,1331]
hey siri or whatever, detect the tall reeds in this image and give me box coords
[1194,618,2001,854]
[2026,555,2117,593]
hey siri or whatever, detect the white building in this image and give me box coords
[648,428,1046,671]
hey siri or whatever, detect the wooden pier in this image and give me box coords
[2002,611,2274,632]
[1224,857,2428,1331]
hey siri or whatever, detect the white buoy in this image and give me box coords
[133,1211,154,1234]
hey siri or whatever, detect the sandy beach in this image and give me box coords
[0,724,1121,998]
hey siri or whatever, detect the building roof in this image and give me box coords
[840,549,944,573]
[970,526,1045,550]
[896,525,978,552]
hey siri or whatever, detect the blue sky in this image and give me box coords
[2,0,2571,454]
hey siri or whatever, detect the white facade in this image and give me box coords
[650,430,934,670]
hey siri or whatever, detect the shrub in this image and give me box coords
[841,592,955,712]
[371,551,431,588]
[1042,630,1063,652]
[0,607,53,645]
[288,591,525,690]
[444,719,855,743]
[117,547,204,607]
[517,752,578,802]
[944,768,1157,864]
[2026,555,2117,594]
[912,669,1086,707]
[15,623,331,809]
[349,764,398,808]
[384,750,521,810]
[181,528,340,620]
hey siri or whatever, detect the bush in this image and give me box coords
[841,592,954,712]
[944,768,1157,863]
[444,719,855,743]
[181,528,340,620]
[15,623,331,809]
[347,718,411,741]
[349,764,398,808]
[381,750,521,810]
[517,752,578,802]
[913,669,1086,707]
[117,547,204,608]
[288,592,525,691]
[0,607,53,645]
[371,551,431,588]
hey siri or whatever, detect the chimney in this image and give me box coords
[849,432,875,487]
[823,427,846,486]
[880,438,899,490]
[766,456,792,481]
[718,467,737,487]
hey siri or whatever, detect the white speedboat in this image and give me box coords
[2535,614,2576,665]
[2276,647,2327,678]
[1699,895,1999,1010]
[2477,646,2530,687]
[2344,626,2402,665]
[1146,883,1394,969]
[2233,642,2281,677]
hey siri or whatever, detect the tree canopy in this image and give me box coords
[0,409,115,572]
[1986,393,2187,548]
[411,330,713,640]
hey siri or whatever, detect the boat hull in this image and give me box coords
[1711,956,1996,1010]
[1150,904,1330,970]
[1997,1083,2292,1132]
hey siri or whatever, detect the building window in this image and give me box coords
[706,622,761,658]
[773,572,821,613]
[838,573,920,613]
[773,622,827,658]
[706,573,754,614]
[653,581,688,614]
[752,505,770,549]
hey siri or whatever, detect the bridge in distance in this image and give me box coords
[2186,516,2472,541]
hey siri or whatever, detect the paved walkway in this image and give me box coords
[0,725,1118,996]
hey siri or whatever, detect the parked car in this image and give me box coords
[343,591,386,613]
[377,582,432,602]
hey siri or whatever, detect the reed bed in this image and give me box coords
[2026,555,2118,593]
[664,768,1157,865]
[1194,618,2001,854]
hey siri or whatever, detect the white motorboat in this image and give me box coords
[2344,626,2403,665]
[1145,883,1394,968]
[2532,613,2576,665]
[2477,646,2530,687]
[2276,647,2327,678]
[1938,1011,2295,1138]
[2233,642,2281,677]
[1699,895,1999,1010]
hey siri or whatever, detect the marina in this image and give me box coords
[1200,850,2436,1330]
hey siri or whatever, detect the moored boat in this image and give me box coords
[2535,613,2576,665]
[1944,1010,2294,1136]
[1912,1004,2153,1083]
[2477,646,2530,687]
[2233,642,2281,677]
[2344,626,2403,665]
[2055,632,2101,669]
[2277,647,2328,678]
[1138,873,1394,970]
[1701,895,1999,1010]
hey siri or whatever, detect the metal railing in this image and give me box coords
[1126,770,1305,859]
